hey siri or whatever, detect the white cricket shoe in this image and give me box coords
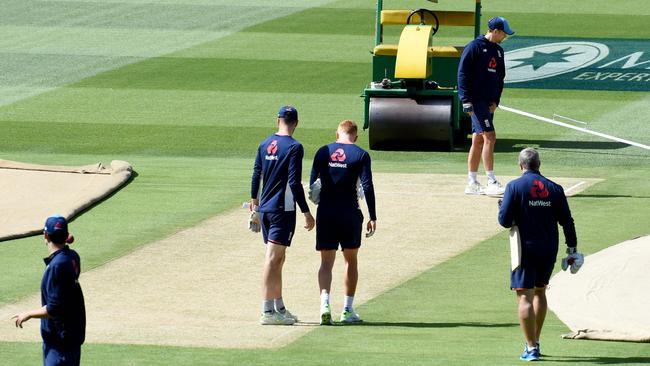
[260,311,295,325]
[280,309,299,323]
[320,304,333,325]
[484,180,506,196]
[464,181,484,195]
[340,309,362,324]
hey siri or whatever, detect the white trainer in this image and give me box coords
[484,180,506,196]
[260,311,295,325]
[280,309,299,323]
[340,309,362,323]
[464,181,484,195]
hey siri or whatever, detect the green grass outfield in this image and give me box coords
[1,0,650,364]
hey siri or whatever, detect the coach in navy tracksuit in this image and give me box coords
[498,148,577,361]
[458,17,513,196]
[250,105,315,325]
[13,215,85,366]
[309,120,376,325]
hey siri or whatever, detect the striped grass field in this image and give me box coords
[1,0,649,364]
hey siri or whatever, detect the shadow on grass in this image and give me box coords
[356,321,518,328]
[543,355,650,364]
[495,139,629,152]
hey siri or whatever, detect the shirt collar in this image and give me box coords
[43,246,69,265]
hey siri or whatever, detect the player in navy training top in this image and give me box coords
[498,148,578,361]
[250,105,315,325]
[13,215,85,366]
[309,120,376,324]
[458,16,513,196]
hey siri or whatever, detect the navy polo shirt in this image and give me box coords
[458,35,506,105]
[41,246,86,347]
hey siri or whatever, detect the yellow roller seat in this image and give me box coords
[395,25,433,79]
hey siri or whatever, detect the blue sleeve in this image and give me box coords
[288,144,310,213]
[457,42,476,103]
[251,147,262,199]
[44,264,73,318]
[310,146,326,186]
[360,152,377,221]
[496,45,506,106]
[555,187,577,247]
[498,183,515,228]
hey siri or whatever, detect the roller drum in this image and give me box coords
[369,97,453,151]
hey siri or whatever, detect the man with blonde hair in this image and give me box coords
[309,120,377,325]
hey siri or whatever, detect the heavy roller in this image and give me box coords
[363,0,482,151]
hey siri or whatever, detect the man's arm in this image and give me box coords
[309,146,326,186]
[555,187,577,248]
[457,42,476,104]
[360,152,377,221]
[12,305,49,328]
[251,147,262,203]
[495,45,506,106]
[287,144,310,214]
[498,184,515,228]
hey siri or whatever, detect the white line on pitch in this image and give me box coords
[565,181,586,195]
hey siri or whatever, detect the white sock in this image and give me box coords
[263,300,274,314]
[344,296,354,311]
[320,291,330,307]
[468,171,478,184]
[486,170,497,183]
[274,297,285,313]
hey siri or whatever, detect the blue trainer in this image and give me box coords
[520,345,540,361]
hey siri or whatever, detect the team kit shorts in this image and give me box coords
[510,256,556,290]
[261,211,296,246]
[470,100,495,134]
[316,205,363,251]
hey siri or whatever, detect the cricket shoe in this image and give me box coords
[484,180,505,196]
[280,308,299,323]
[340,309,362,324]
[260,311,295,325]
[320,304,333,326]
[464,181,484,195]
[519,344,540,362]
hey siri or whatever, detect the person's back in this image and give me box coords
[41,246,86,347]
[499,171,574,260]
[254,133,307,213]
[311,142,375,213]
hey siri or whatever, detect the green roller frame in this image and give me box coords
[363,0,482,151]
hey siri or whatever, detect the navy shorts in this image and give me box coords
[43,342,81,366]
[470,101,495,133]
[261,211,296,246]
[316,206,363,251]
[510,258,555,290]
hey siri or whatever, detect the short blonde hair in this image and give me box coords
[338,120,358,136]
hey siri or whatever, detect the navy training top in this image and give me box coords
[458,35,506,105]
[498,170,577,261]
[310,143,377,221]
[41,246,86,347]
[251,134,310,213]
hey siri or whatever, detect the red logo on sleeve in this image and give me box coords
[330,148,346,162]
[530,180,550,198]
[489,57,497,68]
[267,140,278,155]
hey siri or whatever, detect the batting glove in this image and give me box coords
[248,209,261,233]
[308,178,321,204]
[561,247,584,274]
[462,103,473,114]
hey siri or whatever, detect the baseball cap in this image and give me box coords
[278,105,298,122]
[44,214,73,244]
[488,16,514,35]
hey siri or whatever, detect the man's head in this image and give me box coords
[519,147,540,172]
[487,16,514,43]
[336,119,358,143]
[44,214,72,245]
[277,105,299,128]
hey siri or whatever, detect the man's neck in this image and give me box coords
[47,242,65,255]
[484,32,496,43]
[276,126,293,136]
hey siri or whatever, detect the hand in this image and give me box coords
[561,247,584,274]
[462,103,473,116]
[308,179,321,204]
[498,199,503,208]
[304,212,315,231]
[489,102,497,113]
[365,220,376,238]
[248,211,261,233]
[12,313,30,328]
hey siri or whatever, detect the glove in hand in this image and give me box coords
[561,247,584,274]
[249,210,261,233]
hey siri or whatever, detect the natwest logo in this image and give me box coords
[530,180,550,199]
[330,148,346,162]
[266,140,278,155]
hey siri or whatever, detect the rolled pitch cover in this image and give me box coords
[369,97,453,151]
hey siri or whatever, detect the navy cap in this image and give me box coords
[278,105,298,122]
[44,214,68,235]
[488,17,514,35]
